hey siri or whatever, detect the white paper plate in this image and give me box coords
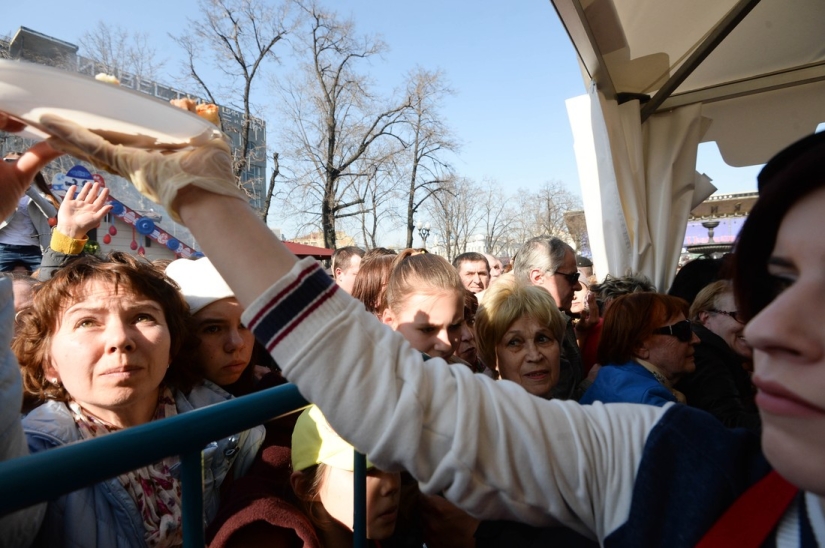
[0,59,221,149]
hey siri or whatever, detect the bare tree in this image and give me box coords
[478,179,515,255]
[400,68,458,248]
[504,181,582,253]
[172,0,290,214]
[425,177,482,261]
[350,145,403,249]
[79,21,167,81]
[278,1,411,249]
[262,152,281,223]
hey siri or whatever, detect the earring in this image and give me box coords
[50,378,62,388]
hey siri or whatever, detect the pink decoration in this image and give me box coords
[108,225,117,236]
[102,234,111,245]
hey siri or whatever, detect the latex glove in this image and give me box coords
[39,114,247,223]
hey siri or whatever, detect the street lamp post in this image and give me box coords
[416,220,431,249]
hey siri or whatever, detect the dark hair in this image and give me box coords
[452,252,489,272]
[597,293,689,365]
[331,246,365,273]
[351,254,395,316]
[592,273,657,312]
[734,131,825,322]
[667,258,725,305]
[13,252,199,403]
[363,247,397,261]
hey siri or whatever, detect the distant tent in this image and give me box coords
[283,241,334,259]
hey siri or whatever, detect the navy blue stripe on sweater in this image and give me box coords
[247,263,338,351]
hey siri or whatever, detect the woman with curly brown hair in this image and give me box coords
[12,252,263,547]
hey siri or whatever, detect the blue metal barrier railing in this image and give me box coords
[0,383,369,547]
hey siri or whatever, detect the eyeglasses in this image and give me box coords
[652,319,693,342]
[553,270,580,286]
[709,309,743,323]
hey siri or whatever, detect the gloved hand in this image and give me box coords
[39,114,248,223]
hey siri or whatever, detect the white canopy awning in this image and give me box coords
[551,0,825,289]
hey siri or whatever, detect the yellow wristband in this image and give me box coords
[50,229,88,255]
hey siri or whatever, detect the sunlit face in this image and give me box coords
[318,467,401,540]
[570,278,590,316]
[46,280,171,428]
[744,187,825,497]
[495,315,560,399]
[458,260,490,293]
[192,297,254,386]
[638,314,699,384]
[535,250,581,312]
[484,255,503,281]
[700,292,752,359]
[335,256,362,295]
[383,290,464,359]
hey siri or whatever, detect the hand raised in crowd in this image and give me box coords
[0,113,62,220]
[56,183,113,239]
[38,113,246,222]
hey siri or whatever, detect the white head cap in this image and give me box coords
[165,257,234,314]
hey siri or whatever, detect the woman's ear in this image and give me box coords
[42,360,60,385]
[635,339,651,360]
[697,311,710,326]
[380,308,394,326]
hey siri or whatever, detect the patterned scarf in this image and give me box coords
[69,386,184,548]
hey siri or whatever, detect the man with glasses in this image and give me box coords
[513,237,595,400]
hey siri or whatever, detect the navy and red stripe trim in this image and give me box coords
[248,263,339,351]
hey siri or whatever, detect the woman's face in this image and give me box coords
[318,467,401,540]
[383,290,464,359]
[46,279,172,428]
[495,315,560,399]
[192,297,254,386]
[638,314,698,384]
[744,187,825,496]
[700,292,752,359]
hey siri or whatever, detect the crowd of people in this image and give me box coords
[0,107,823,548]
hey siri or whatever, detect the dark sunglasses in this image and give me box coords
[652,319,693,342]
[553,270,580,286]
[709,309,743,323]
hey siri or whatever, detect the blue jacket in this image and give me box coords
[579,361,676,406]
[22,382,264,548]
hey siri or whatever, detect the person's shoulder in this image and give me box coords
[22,400,78,447]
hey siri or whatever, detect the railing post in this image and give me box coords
[181,449,205,548]
[353,450,367,548]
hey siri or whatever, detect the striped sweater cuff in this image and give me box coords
[242,258,339,355]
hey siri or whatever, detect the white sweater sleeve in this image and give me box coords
[243,258,670,541]
[0,278,46,548]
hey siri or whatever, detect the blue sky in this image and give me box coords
[5,1,763,219]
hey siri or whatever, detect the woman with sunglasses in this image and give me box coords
[673,280,760,431]
[579,293,699,406]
